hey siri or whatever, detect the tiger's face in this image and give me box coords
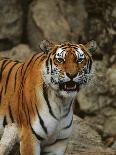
[41,40,97,97]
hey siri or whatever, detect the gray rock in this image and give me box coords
[103,116,116,136]
[85,0,116,57]
[60,0,87,41]
[106,67,116,97]
[66,116,115,155]
[0,44,33,61]
[0,0,23,50]
[84,115,105,134]
[27,0,70,50]
[27,0,88,50]
[112,141,116,150]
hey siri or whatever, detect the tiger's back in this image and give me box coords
[0,53,44,129]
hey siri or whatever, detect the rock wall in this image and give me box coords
[0,0,23,50]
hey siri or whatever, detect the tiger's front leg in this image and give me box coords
[20,126,41,155]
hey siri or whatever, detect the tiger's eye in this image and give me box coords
[78,53,84,63]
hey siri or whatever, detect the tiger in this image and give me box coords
[0,40,97,155]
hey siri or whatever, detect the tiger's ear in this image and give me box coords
[85,40,97,53]
[40,40,53,54]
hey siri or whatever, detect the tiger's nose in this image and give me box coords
[66,72,77,79]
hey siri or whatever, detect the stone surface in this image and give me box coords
[85,0,116,56]
[27,0,70,50]
[103,116,116,136]
[106,66,116,97]
[27,0,88,50]
[0,0,23,50]
[0,44,34,61]
[66,116,116,155]
[59,0,87,41]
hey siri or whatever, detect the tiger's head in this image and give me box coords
[40,40,97,97]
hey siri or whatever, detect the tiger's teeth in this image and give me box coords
[65,84,67,89]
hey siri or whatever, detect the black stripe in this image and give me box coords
[31,125,44,141]
[23,54,44,84]
[43,85,58,120]
[18,87,29,126]
[3,116,7,127]
[30,100,35,115]
[0,86,3,105]
[25,100,44,141]
[8,105,14,123]
[22,53,38,81]
[18,88,30,125]
[17,88,22,126]
[32,53,44,67]
[0,60,7,70]
[62,101,73,118]
[18,85,29,126]
[20,64,24,75]
[35,104,48,134]
[4,62,18,94]
[63,116,73,130]
[48,138,68,146]
[61,46,67,49]
[21,90,29,125]
[46,54,50,67]
[46,54,51,74]
[0,60,10,81]
[88,59,92,73]
[14,65,22,91]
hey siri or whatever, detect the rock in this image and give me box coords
[84,115,105,134]
[27,0,70,50]
[0,44,33,61]
[85,0,116,58]
[0,0,23,50]
[103,116,116,137]
[66,116,116,155]
[101,107,116,117]
[59,0,87,41]
[27,0,88,50]
[112,141,116,150]
[106,66,116,97]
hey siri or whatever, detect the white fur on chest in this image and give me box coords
[32,86,73,144]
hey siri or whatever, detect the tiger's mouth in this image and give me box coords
[59,81,80,92]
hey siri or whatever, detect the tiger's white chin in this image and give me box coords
[58,90,78,98]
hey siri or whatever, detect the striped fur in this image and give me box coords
[0,41,96,155]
